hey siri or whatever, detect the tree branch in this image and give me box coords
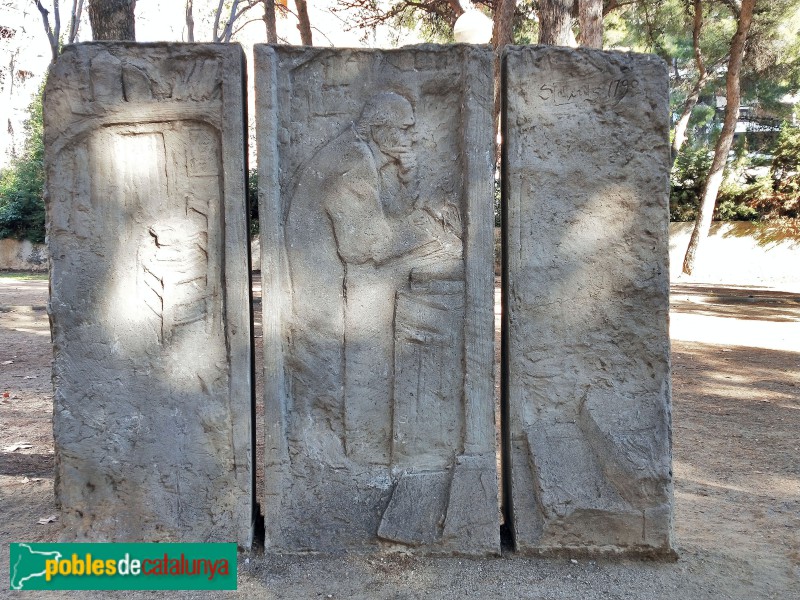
[602,0,637,17]
[33,0,59,63]
[68,0,84,43]
[185,0,194,42]
[212,0,225,42]
[263,0,277,43]
[295,0,313,45]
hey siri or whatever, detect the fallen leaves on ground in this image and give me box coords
[37,515,58,525]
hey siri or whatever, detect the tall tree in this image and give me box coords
[263,0,278,43]
[185,0,194,42]
[295,0,313,45]
[492,0,515,128]
[682,0,756,276]
[538,0,575,45]
[34,0,85,62]
[579,0,603,47]
[87,0,136,40]
[671,0,708,161]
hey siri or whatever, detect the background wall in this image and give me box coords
[0,238,47,271]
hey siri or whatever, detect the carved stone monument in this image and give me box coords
[502,47,673,555]
[46,43,253,547]
[257,45,498,554]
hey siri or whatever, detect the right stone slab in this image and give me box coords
[502,46,674,556]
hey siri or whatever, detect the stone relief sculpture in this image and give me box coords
[502,46,674,556]
[46,44,252,547]
[285,91,464,466]
[258,46,498,555]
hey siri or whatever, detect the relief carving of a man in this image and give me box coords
[285,91,463,465]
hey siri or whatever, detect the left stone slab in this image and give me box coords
[45,43,253,547]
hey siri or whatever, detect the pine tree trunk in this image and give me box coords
[671,75,708,163]
[185,0,194,42]
[295,0,312,46]
[672,0,709,163]
[263,0,278,43]
[492,0,516,135]
[88,0,136,41]
[682,0,756,276]
[578,0,603,48]
[538,0,574,46]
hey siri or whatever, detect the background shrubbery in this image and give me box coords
[0,86,45,243]
[670,122,800,223]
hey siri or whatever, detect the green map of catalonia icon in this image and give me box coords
[10,544,63,590]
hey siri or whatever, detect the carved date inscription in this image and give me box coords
[538,77,640,107]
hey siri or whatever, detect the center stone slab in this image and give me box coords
[256,45,499,555]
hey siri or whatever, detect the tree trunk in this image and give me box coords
[185,0,194,42]
[263,0,278,43]
[295,0,312,45]
[671,75,709,163]
[538,0,574,46]
[492,0,516,135]
[578,0,603,48]
[682,0,755,276]
[88,0,136,40]
[672,0,709,163]
[69,0,85,44]
[34,0,61,63]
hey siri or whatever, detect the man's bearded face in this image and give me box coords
[371,121,413,158]
[372,116,415,184]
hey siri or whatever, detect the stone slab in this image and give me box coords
[257,45,498,555]
[502,46,673,555]
[45,43,253,547]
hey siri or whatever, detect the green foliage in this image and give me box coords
[713,124,799,223]
[716,181,761,221]
[248,167,259,236]
[745,121,800,219]
[512,2,537,45]
[670,143,711,221]
[673,122,800,223]
[771,121,800,194]
[733,1,800,115]
[0,85,45,243]
[689,103,717,132]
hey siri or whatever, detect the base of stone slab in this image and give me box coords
[377,454,501,557]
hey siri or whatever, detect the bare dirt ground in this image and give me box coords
[1,273,798,599]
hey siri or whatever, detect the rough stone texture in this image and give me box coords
[45,43,253,547]
[257,45,498,555]
[502,46,673,555]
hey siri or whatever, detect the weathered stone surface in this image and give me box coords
[502,46,673,555]
[45,43,253,547]
[257,45,498,555]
